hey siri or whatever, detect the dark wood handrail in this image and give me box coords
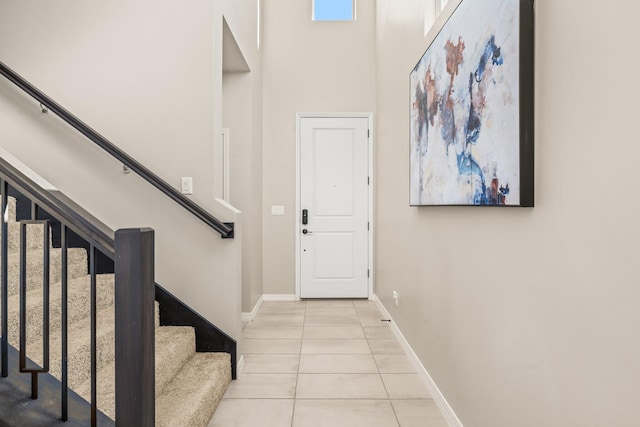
[0,61,234,239]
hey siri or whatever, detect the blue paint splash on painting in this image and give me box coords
[459,36,505,205]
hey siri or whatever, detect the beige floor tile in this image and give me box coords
[354,306,383,316]
[299,354,378,374]
[381,374,430,399]
[259,301,307,313]
[228,300,450,426]
[243,338,301,354]
[257,307,307,315]
[304,315,360,327]
[250,313,305,327]
[305,306,357,316]
[303,326,365,339]
[296,374,387,399]
[368,339,405,355]
[391,400,448,427]
[305,300,355,308]
[242,326,303,339]
[357,313,387,326]
[209,399,294,427]
[292,400,399,427]
[356,302,380,313]
[301,339,370,354]
[374,355,416,373]
[242,354,300,374]
[352,300,378,308]
[223,374,297,398]
[363,326,394,339]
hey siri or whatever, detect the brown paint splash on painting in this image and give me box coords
[425,65,439,126]
[445,37,465,80]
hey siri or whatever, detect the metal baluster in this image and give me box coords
[19,222,27,391]
[90,245,97,427]
[1,180,8,378]
[61,224,68,421]
[19,220,50,400]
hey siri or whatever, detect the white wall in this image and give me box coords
[262,0,377,294]
[375,0,640,425]
[223,69,264,312]
[0,0,262,341]
[221,9,264,313]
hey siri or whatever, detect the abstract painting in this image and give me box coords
[410,0,534,206]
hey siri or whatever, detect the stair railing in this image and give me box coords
[0,157,154,426]
[0,61,234,239]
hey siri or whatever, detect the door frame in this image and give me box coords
[295,112,374,300]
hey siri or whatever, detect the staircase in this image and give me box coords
[0,196,231,426]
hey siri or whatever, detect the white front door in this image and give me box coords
[299,116,369,298]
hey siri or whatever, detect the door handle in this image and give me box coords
[302,228,313,235]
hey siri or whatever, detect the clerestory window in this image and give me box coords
[312,0,355,21]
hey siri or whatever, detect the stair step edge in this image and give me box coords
[155,352,231,427]
[73,325,198,420]
[155,326,196,395]
[2,274,115,346]
[27,304,115,389]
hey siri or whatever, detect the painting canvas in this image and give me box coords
[410,0,534,206]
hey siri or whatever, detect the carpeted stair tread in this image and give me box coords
[0,221,50,251]
[155,352,231,427]
[28,301,115,390]
[0,196,49,251]
[2,274,114,347]
[1,247,88,298]
[154,326,196,394]
[154,300,160,329]
[74,325,197,420]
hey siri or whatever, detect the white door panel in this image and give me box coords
[314,233,354,279]
[300,117,369,298]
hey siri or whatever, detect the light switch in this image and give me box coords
[271,205,285,216]
[181,177,193,195]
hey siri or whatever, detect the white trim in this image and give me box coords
[237,354,245,377]
[241,295,264,322]
[295,113,374,300]
[221,128,230,203]
[0,148,58,191]
[262,294,297,302]
[374,295,464,427]
[367,116,375,301]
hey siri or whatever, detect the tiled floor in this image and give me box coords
[208,300,448,427]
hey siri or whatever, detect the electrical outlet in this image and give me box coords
[393,290,399,306]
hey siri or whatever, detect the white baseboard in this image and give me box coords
[374,295,463,427]
[237,354,245,378]
[262,294,297,302]
[241,296,265,322]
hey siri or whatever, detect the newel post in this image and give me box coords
[114,228,155,427]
